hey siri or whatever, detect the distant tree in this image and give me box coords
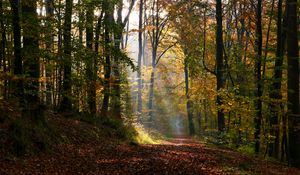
[146,0,173,121]
[137,0,144,116]
[45,0,54,106]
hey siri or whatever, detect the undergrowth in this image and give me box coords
[1,99,164,157]
[133,124,162,144]
[9,117,56,156]
[74,112,138,143]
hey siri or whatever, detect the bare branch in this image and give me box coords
[155,42,177,66]
[122,0,136,27]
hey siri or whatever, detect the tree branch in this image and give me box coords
[155,42,177,66]
[122,0,136,27]
[202,57,216,76]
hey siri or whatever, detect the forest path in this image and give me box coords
[1,117,299,175]
[2,136,299,175]
[161,136,200,145]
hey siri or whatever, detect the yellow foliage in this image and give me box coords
[134,125,161,144]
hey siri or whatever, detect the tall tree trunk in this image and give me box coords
[184,55,195,135]
[111,0,123,119]
[254,0,263,154]
[287,0,300,168]
[137,0,143,117]
[95,10,103,113]
[45,0,54,107]
[101,2,113,116]
[148,0,159,122]
[60,0,73,114]
[86,3,96,115]
[148,50,156,121]
[22,0,43,120]
[216,0,225,132]
[0,0,6,98]
[0,0,2,70]
[9,0,23,104]
[0,0,6,78]
[54,0,63,111]
[142,0,147,66]
[281,9,288,160]
[78,0,83,45]
[269,0,284,158]
[95,11,103,55]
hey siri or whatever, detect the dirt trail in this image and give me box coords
[1,116,299,175]
[1,136,299,175]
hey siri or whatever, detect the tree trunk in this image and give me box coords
[101,2,113,116]
[54,0,63,111]
[147,0,160,122]
[148,51,156,121]
[184,56,195,135]
[0,0,2,70]
[111,0,122,119]
[269,0,284,158]
[137,0,143,117]
[10,0,23,104]
[287,0,300,168]
[216,0,225,132]
[60,0,73,114]
[22,0,43,121]
[86,3,96,115]
[254,0,263,154]
[0,0,6,98]
[95,11,103,55]
[45,0,54,107]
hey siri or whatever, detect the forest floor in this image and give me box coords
[1,115,300,175]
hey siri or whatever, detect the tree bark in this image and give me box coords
[60,0,73,114]
[287,0,300,167]
[9,0,23,104]
[22,0,43,121]
[137,0,144,117]
[45,0,54,107]
[0,0,6,98]
[216,0,225,132]
[101,2,113,116]
[184,55,195,135]
[86,3,96,115]
[148,51,156,121]
[254,0,263,154]
[111,0,123,119]
[269,0,284,158]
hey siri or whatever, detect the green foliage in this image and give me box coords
[237,145,255,155]
[104,117,136,140]
[203,130,229,145]
[73,111,138,143]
